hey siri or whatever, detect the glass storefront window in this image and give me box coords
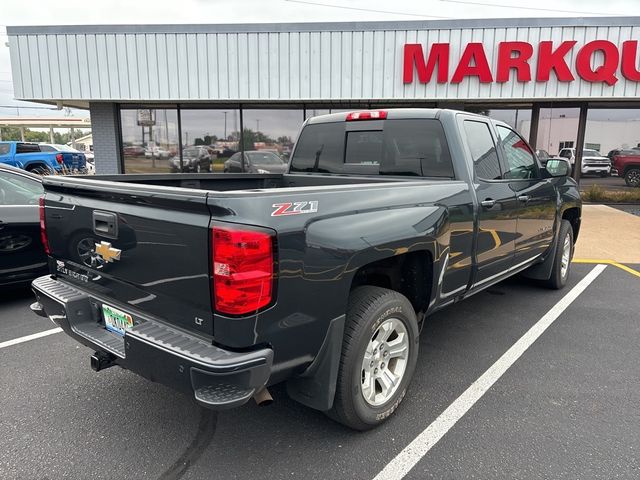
[180,109,240,172]
[241,109,304,164]
[536,108,580,158]
[466,107,532,142]
[585,109,640,158]
[305,108,330,119]
[120,109,179,173]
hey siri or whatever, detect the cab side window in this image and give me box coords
[496,125,538,180]
[463,120,501,180]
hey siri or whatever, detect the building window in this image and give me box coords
[536,108,580,157]
[180,109,240,172]
[120,108,179,173]
[585,108,640,158]
[241,109,304,163]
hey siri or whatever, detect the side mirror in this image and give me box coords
[545,158,571,177]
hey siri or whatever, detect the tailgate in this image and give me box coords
[41,176,214,336]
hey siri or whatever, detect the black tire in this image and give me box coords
[600,172,608,178]
[327,286,419,430]
[624,168,640,188]
[26,164,51,175]
[543,220,574,290]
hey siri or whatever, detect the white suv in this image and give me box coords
[556,148,611,177]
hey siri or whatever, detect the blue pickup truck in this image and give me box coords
[0,141,86,173]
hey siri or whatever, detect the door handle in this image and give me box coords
[480,199,496,208]
[517,195,530,203]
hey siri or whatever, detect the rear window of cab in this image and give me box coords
[290,119,454,178]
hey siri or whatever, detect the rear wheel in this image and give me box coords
[624,168,640,187]
[543,220,573,290]
[327,286,419,430]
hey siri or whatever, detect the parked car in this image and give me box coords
[0,164,48,286]
[39,144,88,173]
[609,150,640,187]
[145,146,171,159]
[223,150,288,173]
[556,147,611,177]
[123,145,145,156]
[31,109,580,430]
[535,149,552,165]
[0,141,86,174]
[169,146,212,173]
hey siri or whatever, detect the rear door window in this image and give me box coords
[290,119,454,178]
[463,120,501,180]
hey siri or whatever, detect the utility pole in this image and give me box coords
[223,111,228,140]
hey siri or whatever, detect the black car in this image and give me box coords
[0,164,48,286]
[170,146,212,173]
[223,150,287,173]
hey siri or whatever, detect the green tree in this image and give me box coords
[24,130,49,142]
[240,128,257,151]
[0,126,21,140]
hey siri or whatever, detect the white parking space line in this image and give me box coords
[0,327,63,350]
[373,264,608,480]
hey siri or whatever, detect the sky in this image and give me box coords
[0,0,638,119]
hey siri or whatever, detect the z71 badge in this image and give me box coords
[271,201,318,217]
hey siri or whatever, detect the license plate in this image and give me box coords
[102,304,134,336]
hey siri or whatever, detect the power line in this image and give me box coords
[284,0,450,19]
[439,0,627,16]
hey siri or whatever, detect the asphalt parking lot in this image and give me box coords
[1,263,639,480]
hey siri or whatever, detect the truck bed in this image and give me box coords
[57,172,415,192]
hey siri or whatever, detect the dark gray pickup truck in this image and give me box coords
[31,109,581,430]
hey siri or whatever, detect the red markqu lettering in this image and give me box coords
[403,40,640,85]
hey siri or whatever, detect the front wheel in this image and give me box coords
[327,286,419,430]
[624,168,640,187]
[543,219,574,290]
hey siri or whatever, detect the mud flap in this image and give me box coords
[286,314,345,411]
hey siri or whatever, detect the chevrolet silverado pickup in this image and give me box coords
[30,109,581,430]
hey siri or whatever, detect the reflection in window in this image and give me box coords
[586,109,640,158]
[463,120,501,180]
[180,109,240,172]
[241,109,303,163]
[120,109,179,173]
[496,125,537,180]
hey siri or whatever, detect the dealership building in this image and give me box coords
[6,16,640,174]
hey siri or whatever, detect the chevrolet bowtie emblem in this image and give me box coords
[95,241,121,263]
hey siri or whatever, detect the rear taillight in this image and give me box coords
[346,110,388,121]
[212,226,275,316]
[39,196,50,254]
[55,153,63,164]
